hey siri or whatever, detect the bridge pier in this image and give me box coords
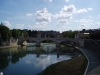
[36,42,41,47]
[56,43,60,47]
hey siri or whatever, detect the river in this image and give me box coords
[0,43,81,75]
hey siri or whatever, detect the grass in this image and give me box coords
[38,55,88,75]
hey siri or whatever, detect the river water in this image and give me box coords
[0,43,80,75]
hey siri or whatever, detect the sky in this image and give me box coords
[0,0,100,32]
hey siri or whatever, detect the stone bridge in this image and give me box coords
[18,37,84,47]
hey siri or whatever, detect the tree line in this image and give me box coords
[0,23,28,40]
[1,22,100,40]
[62,30,78,38]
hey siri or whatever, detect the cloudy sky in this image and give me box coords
[0,0,100,32]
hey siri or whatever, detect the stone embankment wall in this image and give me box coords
[10,38,18,46]
[78,39,84,47]
[75,39,100,57]
[0,38,18,46]
[84,39,100,56]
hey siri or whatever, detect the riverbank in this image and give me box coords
[38,55,88,75]
[0,45,20,49]
[37,45,88,75]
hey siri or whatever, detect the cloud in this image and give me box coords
[82,19,93,23]
[36,22,48,26]
[57,19,68,26]
[65,0,69,2]
[76,8,87,13]
[80,24,89,27]
[54,4,93,21]
[74,19,93,23]
[35,8,52,28]
[26,13,33,17]
[80,24,87,28]
[35,21,47,28]
[87,8,93,10]
[16,24,24,29]
[61,4,76,13]
[53,5,75,19]
[28,8,52,29]
[95,22,100,25]
[78,24,90,29]
[3,21,11,26]
[28,22,47,29]
[44,0,52,2]
[36,17,50,22]
[49,0,52,2]
[75,19,93,29]
[53,13,72,19]
[76,8,92,13]
[36,8,52,22]
[61,4,93,14]
[29,25,45,29]
[34,55,50,69]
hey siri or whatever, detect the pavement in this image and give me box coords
[87,65,100,75]
[79,48,100,75]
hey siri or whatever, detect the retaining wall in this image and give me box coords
[0,38,18,46]
[84,39,100,56]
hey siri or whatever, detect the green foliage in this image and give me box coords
[0,23,11,39]
[22,31,29,37]
[63,30,78,38]
[11,29,21,38]
[46,33,50,38]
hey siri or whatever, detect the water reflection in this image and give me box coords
[26,43,56,52]
[24,54,71,70]
[35,55,50,69]
[0,43,81,75]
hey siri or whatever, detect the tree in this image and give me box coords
[0,23,11,39]
[11,29,21,38]
[72,31,78,38]
[46,33,50,38]
[22,31,29,38]
[63,30,78,38]
[63,30,73,38]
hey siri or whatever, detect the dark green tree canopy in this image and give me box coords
[22,31,29,38]
[63,30,78,38]
[0,23,11,39]
[11,29,21,38]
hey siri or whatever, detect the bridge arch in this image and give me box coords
[40,39,57,43]
[18,38,79,47]
[18,38,37,46]
[35,39,57,47]
[70,41,76,46]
